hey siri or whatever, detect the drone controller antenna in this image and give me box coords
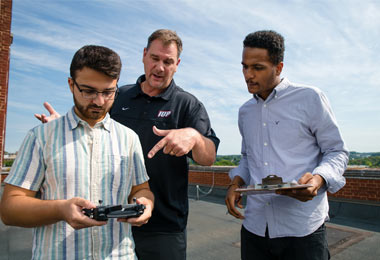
[98,200,103,205]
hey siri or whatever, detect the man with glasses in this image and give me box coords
[72,78,118,100]
[1,45,154,259]
[34,29,219,260]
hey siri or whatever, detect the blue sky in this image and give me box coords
[5,0,380,155]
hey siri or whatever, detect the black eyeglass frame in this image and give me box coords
[72,78,119,100]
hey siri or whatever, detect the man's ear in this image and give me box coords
[276,62,283,76]
[68,77,74,94]
[142,47,147,61]
[173,58,181,73]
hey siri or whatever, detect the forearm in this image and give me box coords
[2,184,103,230]
[130,188,154,206]
[192,134,216,166]
[129,182,154,209]
[1,195,64,227]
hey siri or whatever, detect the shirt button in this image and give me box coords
[263,104,267,108]
[263,123,267,127]
[264,162,268,166]
[264,142,268,146]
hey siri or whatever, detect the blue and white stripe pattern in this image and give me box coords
[5,107,149,259]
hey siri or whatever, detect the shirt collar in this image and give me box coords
[274,77,290,96]
[134,74,176,101]
[253,77,290,102]
[67,106,111,132]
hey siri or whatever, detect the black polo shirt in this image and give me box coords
[110,75,220,232]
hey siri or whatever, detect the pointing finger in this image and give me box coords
[148,138,168,159]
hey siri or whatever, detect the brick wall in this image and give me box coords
[328,178,380,201]
[189,166,233,188]
[1,174,4,183]
[0,0,13,169]
[189,166,380,203]
[327,169,380,202]
[2,165,379,203]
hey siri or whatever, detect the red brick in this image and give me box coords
[0,0,12,168]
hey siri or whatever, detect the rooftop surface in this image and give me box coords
[1,197,379,260]
[187,199,380,260]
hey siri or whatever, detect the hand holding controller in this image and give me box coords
[83,199,145,221]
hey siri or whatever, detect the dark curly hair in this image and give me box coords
[243,30,284,65]
[70,45,122,80]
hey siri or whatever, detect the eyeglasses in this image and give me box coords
[72,79,118,100]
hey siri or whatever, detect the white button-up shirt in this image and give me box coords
[230,78,348,238]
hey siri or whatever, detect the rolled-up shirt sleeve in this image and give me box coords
[310,91,349,193]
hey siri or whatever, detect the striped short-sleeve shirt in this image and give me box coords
[5,107,149,260]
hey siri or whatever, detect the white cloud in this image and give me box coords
[11,47,69,73]
[5,0,380,154]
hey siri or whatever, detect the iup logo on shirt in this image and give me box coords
[157,110,172,118]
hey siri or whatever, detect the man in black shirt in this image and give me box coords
[35,29,220,260]
[112,29,219,259]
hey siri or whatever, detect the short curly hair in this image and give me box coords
[243,30,284,65]
[70,45,122,80]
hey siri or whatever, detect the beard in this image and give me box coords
[73,95,107,122]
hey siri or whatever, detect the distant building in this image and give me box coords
[3,153,16,160]
[0,0,13,169]
[347,165,369,169]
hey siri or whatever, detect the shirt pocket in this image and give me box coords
[268,119,302,151]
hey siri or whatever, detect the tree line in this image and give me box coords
[206,152,380,168]
[3,151,380,168]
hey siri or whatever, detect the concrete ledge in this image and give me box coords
[189,165,235,173]
[343,169,380,179]
[189,165,380,179]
